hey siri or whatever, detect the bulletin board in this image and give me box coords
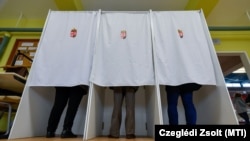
[6,39,39,68]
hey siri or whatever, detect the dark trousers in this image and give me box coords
[47,86,87,132]
[109,87,137,137]
[166,84,200,125]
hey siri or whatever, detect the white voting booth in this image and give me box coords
[9,11,99,139]
[9,10,238,140]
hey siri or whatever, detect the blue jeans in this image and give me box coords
[165,84,199,125]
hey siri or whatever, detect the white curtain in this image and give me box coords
[90,12,155,86]
[152,11,217,85]
[27,10,217,87]
[27,11,98,86]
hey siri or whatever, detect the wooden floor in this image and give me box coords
[0,136,154,141]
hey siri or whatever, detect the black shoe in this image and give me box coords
[126,134,136,139]
[46,132,55,138]
[61,130,77,138]
[108,134,119,138]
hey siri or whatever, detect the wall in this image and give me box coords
[212,31,250,56]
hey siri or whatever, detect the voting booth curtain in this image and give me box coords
[27,11,98,86]
[27,10,216,87]
[152,11,216,85]
[90,12,155,86]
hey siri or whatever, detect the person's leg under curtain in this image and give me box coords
[125,87,136,138]
[47,87,70,137]
[109,87,124,138]
[180,91,196,125]
[165,86,180,125]
[60,86,86,138]
[63,86,86,131]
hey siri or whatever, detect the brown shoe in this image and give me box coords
[108,134,119,138]
[126,134,136,139]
